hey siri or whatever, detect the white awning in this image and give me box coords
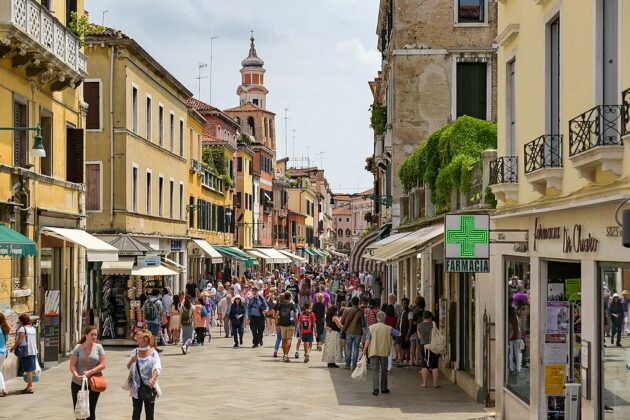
[42,227,119,262]
[363,224,444,262]
[256,248,292,264]
[101,257,135,275]
[191,239,223,264]
[162,256,184,273]
[131,265,178,276]
[246,249,272,261]
[278,249,307,263]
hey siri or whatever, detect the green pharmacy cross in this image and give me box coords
[446,215,488,258]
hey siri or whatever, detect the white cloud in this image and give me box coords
[336,38,381,67]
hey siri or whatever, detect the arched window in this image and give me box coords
[338,242,344,250]
[224,130,228,140]
[344,242,351,250]
[345,228,352,236]
[247,116,255,136]
[337,228,343,236]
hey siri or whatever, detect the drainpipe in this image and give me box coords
[109,46,115,227]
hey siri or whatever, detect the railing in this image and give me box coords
[0,0,87,76]
[568,105,624,156]
[524,134,563,174]
[489,156,518,184]
[623,88,630,137]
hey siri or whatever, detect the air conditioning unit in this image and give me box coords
[189,159,199,173]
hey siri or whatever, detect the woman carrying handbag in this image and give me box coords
[70,325,107,420]
[126,330,161,420]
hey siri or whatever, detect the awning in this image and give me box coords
[214,246,257,267]
[349,225,391,273]
[0,224,37,257]
[101,257,135,275]
[302,248,315,257]
[246,249,272,261]
[131,265,179,276]
[278,249,307,263]
[364,231,408,251]
[364,224,444,263]
[311,248,327,260]
[191,239,223,264]
[162,256,184,273]
[329,249,347,259]
[255,248,292,264]
[42,227,119,262]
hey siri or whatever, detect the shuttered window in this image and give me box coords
[86,163,101,211]
[66,128,84,183]
[456,63,487,120]
[13,100,28,168]
[84,81,101,130]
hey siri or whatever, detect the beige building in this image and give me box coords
[84,28,190,291]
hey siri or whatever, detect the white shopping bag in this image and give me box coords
[74,378,90,419]
[351,355,367,381]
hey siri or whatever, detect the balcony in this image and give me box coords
[524,134,563,195]
[569,104,624,181]
[624,88,630,137]
[0,0,88,91]
[489,156,518,202]
[189,159,201,174]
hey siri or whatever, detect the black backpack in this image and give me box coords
[143,298,158,321]
[278,303,293,326]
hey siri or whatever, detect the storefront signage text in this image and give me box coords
[563,225,599,253]
[533,217,560,251]
[606,226,623,237]
[445,214,490,273]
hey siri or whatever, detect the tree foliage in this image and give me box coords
[202,147,233,187]
[398,116,497,211]
[69,12,105,47]
[370,104,387,135]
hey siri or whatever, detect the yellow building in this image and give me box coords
[235,143,254,249]
[286,181,317,259]
[83,28,191,291]
[488,1,630,418]
[0,0,120,371]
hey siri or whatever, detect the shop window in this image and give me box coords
[505,257,531,403]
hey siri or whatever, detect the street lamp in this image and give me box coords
[0,126,46,158]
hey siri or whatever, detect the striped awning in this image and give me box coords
[349,224,390,273]
[364,224,444,263]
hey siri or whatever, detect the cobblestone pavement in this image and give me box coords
[0,326,494,419]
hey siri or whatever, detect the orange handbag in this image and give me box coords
[86,347,108,392]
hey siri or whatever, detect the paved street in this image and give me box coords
[1,326,493,419]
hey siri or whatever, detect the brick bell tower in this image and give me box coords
[237,32,269,109]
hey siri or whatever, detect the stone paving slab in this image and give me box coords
[0,327,494,419]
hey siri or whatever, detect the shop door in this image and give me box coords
[459,273,475,373]
[434,263,444,327]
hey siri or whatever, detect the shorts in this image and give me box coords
[147,322,160,336]
[423,349,439,370]
[301,333,314,343]
[279,326,295,340]
[21,355,37,372]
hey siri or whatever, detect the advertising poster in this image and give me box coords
[564,278,581,301]
[544,342,568,364]
[547,396,565,419]
[546,301,569,333]
[545,364,566,396]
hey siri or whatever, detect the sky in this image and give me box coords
[85,0,381,194]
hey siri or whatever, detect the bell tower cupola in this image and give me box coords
[237,32,269,108]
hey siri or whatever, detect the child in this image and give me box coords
[298,302,317,363]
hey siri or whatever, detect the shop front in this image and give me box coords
[187,239,224,283]
[489,202,630,420]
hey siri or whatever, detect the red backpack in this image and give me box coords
[300,311,313,332]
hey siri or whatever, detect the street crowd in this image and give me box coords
[0,258,446,420]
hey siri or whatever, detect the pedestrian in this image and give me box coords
[313,293,326,351]
[299,301,317,363]
[229,296,246,348]
[70,326,106,420]
[322,303,344,368]
[276,291,298,362]
[126,331,161,420]
[185,277,198,298]
[0,313,10,397]
[340,296,365,370]
[141,289,164,352]
[418,311,440,388]
[168,295,181,345]
[395,298,411,367]
[193,297,208,345]
[362,311,401,395]
[609,294,624,347]
[266,288,278,336]
[272,293,285,358]
[180,296,194,355]
[247,286,268,348]
[160,288,172,343]
[10,314,38,394]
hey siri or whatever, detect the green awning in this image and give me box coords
[302,248,315,257]
[0,225,37,257]
[311,248,325,258]
[214,246,257,268]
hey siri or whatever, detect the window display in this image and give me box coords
[505,257,530,403]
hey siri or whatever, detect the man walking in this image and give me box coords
[341,296,365,370]
[142,288,164,352]
[362,311,401,395]
[276,291,298,362]
[247,286,268,348]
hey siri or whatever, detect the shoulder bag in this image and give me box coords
[86,345,107,392]
[13,327,28,358]
[136,360,158,402]
[340,308,360,340]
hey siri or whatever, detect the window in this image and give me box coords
[337,228,343,236]
[169,112,174,152]
[146,171,152,214]
[158,176,164,216]
[146,95,152,141]
[189,128,194,160]
[548,18,560,136]
[197,134,201,160]
[458,0,484,23]
[84,81,101,130]
[179,119,184,157]
[40,110,53,176]
[66,127,84,183]
[237,157,243,172]
[131,165,138,212]
[247,116,256,136]
[86,162,101,211]
[456,63,487,120]
[248,159,253,175]
[65,0,77,26]
[158,105,164,146]
[506,59,517,156]
[179,182,184,220]
[131,85,138,133]
[345,228,351,236]
[13,99,28,168]
[169,179,174,218]
[346,218,349,223]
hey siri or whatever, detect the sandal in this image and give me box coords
[21,388,33,394]
[433,385,440,388]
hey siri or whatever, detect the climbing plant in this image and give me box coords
[369,104,387,135]
[70,12,105,47]
[202,147,233,187]
[398,116,497,211]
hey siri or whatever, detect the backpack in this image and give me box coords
[426,322,446,355]
[181,307,192,326]
[300,311,313,331]
[278,303,293,326]
[201,306,208,318]
[143,298,158,321]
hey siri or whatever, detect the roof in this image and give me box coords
[187,98,240,127]
[224,102,276,115]
[241,36,265,68]
[107,234,155,256]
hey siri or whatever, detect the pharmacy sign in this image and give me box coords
[445,214,490,272]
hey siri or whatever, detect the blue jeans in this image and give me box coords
[274,327,282,351]
[345,333,361,368]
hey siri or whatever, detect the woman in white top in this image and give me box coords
[10,314,38,394]
[126,330,161,420]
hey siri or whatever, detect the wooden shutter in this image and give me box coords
[86,164,101,210]
[66,128,84,183]
[84,82,100,129]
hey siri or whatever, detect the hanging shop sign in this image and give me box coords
[532,217,599,253]
[445,214,489,273]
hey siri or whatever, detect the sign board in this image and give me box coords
[445,214,490,272]
[545,364,566,396]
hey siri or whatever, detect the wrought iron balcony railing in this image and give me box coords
[623,88,630,136]
[524,134,563,174]
[569,105,624,156]
[490,156,518,185]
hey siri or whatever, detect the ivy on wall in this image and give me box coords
[202,147,233,187]
[398,116,497,211]
[370,104,387,135]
